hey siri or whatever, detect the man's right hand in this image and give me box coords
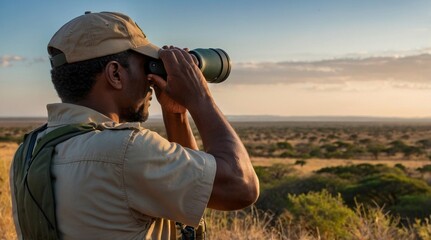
[150,46,213,112]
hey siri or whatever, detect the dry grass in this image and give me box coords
[205,205,430,240]
[0,143,18,240]
[205,207,320,240]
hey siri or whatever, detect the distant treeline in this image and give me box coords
[231,122,431,160]
[2,121,431,160]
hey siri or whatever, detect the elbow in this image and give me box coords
[208,174,260,211]
[239,176,260,208]
[209,158,260,211]
[226,175,260,210]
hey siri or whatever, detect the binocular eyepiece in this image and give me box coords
[147,48,231,83]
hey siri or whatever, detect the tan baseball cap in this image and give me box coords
[48,11,160,67]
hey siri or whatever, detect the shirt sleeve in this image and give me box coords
[123,129,217,227]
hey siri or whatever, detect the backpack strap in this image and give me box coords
[23,123,48,170]
[30,124,97,162]
[13,123,96,240]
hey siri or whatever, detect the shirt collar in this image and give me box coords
[46,103,143,130]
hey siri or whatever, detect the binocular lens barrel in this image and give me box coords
[147,48,231,83]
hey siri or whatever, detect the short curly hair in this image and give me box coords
[50,48,133,103]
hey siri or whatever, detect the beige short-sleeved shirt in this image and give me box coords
[11,103,217,240]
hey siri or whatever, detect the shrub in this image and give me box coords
[256,172,349,217]
[417,164,431,174]
[316,163,401,181]
[276,141,293,150]
[390,194,431,220]
[254,164,297,190]
[294,159,307,167]
[395,163,408,173]
[342,173,431,208]
[286,190,359,239]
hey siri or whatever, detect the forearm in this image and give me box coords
[189,99,242,157]
[188,97,259,210]
[162,110,198,150]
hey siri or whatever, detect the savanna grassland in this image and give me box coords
[2,119,431,239]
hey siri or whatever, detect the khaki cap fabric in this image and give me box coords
[48,11,160,66]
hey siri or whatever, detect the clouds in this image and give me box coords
[229,53,431,90]
[4,51,431,92]
[0,55,25,67]
[0,55,46,67]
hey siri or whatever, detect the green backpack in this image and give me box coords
[12,123,96,240]
[12,123,206,240]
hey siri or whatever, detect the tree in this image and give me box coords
[402,145,424,160]
[294,159,307,167]
[366,142,386,160]
[276,141,293,150]
[416,139,431,149]
[385,140,408,156]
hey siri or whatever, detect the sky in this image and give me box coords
[1,0,431,118]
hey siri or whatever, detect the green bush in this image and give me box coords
[316,163,403,181]
[395,163,407,172]
[256,163,431,228]
[256,174,348,216]
[417,164,431,173]
[390,194,431,220]
[254,164,297,190]
[276,141,293,150]
[342,173,431,208]
[286,190,359,239]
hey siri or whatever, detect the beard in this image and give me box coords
[121,88,152,123]
[121,104,149,123]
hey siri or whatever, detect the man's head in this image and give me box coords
[48,12,160,122]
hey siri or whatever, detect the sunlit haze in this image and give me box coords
[1,0,431,118]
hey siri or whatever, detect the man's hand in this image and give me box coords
[150,46,212,111]
[147,46,199,149]
[148,74,186,114]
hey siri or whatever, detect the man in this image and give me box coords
[10,11,259,240]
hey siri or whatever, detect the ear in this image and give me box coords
[105,61,125,90]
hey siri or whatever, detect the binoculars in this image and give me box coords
[147,48,231,83]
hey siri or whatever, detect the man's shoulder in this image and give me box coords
[53,127,140,164]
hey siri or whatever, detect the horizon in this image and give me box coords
[1,1,431,118]
[2,114,431,123]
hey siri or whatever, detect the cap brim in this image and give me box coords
[133,42,160,59]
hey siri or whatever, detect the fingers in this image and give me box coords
[156,45,207,108]
[148,74,167,93]
[159,47,180,71]
[181,47,198,65]
[160,46,196,67]
[190,54,199,66]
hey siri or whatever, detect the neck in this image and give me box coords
[71,98,120,123]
